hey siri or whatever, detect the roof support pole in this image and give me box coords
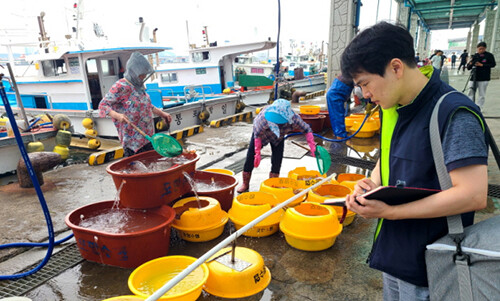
[484,9,496,49]
[466,29,472,56]
[410,13,419,47]
[417,24,427,57]
[470,22,480,54]
[326,0,356,87]
[425,31,432,57]
[396,0,410,28]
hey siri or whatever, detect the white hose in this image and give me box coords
[145,173,336,301]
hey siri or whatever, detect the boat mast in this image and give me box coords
[37,12,50,53]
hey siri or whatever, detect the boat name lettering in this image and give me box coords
[253,266,267,283]
[175,114,182,126]
[192,110,200,118]
[221,104,227,115]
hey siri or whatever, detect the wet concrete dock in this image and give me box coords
[0,68,499,300]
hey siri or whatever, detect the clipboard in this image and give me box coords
[361,186,441,206]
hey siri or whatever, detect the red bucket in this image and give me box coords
[106,150,199,209]
[184,170,238,212]
[319,110,331,129]
[65,200,175,268]
[299,114,326,133]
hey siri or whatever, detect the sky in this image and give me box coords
[0,0,475,58]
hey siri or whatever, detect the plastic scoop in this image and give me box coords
[290,141,331,175]
[127,121,183,157]
[315,145,331,175]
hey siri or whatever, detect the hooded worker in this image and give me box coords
[236,98,316,193]
[99,52,172,157]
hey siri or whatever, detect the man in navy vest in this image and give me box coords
[341,22,488,301]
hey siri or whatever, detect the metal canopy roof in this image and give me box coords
[407,0,497,31]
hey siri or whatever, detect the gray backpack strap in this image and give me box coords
[429,91,474,301]
[429,91,464,235]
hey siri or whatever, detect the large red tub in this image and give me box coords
[106,150,199,209]
[299,114,326,133]
[65,200,175,268]
[183,170,238,212]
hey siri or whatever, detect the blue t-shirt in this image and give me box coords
[443,109,488,172]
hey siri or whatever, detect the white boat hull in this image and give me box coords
[3,94,253,138]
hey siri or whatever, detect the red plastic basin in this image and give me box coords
[184,170,238,212]
[319,110,331,129]
[65,200,175,268]
[299,114,326,133]
[106,150,199,209]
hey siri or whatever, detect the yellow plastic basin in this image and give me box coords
[128,255,209,301]
[299,105,321,115]
[307,184,357,226]
[349,118,380,138]
[337,173,366,191]
[172,196,228,242]
[102,296,145,301]
[228,192,284,237]
[344,113,365,130]
[203,168,235,176]
[287,167,325,187]
[279,202,342,251]
[260,177,307,207]
[205,247,271,298]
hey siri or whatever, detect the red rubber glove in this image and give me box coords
[306,132,316,157]
[254,138,262,167]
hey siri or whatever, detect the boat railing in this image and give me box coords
[159,88,175,97]
[183,85,212,103]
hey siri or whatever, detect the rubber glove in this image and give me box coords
[254,138,262,167]
[306,132,316,157]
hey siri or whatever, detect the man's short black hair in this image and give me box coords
[341,21,417,81]
[477,41,487,48]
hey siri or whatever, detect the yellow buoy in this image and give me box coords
[223,88,231,94]
[53,114,72,130]
[82,118,94,129]
[27,141,45,153]
[84,129,98,138]
[155,120,168,131]
[53,145,69,160]
[198,109,210,122]
[88,138,101,149]
[55,130,72,147]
